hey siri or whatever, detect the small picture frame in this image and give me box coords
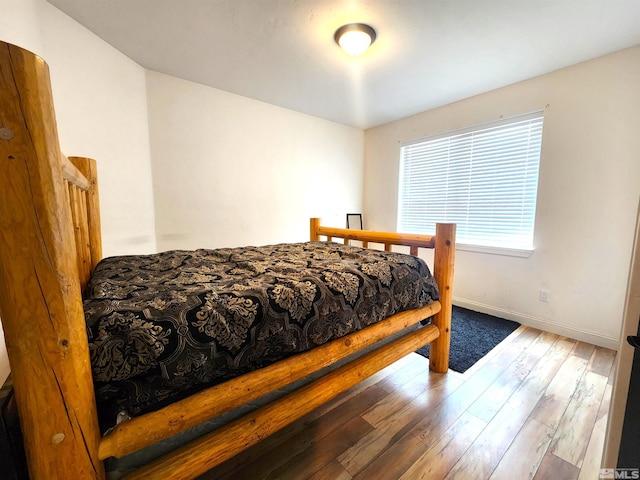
[346,213,363,230]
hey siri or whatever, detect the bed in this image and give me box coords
[0,41,455,480]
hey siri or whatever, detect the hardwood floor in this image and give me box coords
[198,326,616,480]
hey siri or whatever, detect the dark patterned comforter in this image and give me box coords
[83,241,439,431]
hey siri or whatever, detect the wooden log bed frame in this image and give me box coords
[0,41,455,479]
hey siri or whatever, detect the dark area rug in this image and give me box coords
[416,305,521,373]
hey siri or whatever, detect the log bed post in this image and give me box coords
[310,217,320,241]
[430,222,456,373]
[0,42,105,479]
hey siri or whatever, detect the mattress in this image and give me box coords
[83,241,439,431]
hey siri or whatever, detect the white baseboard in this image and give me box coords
[453,297,620,351]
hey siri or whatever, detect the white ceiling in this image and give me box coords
[47,0,640,129]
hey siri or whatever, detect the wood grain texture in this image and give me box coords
[100,302,442,459]
[410,327,541,450]
[533,453,580,480]
[199,383,388,480]
[351,432,426,480]
[308,460,353,480]
[489,417,554,480]
[466,331,558,423]
[550,370,608,468]
[310,217,320,241]
[530,354,588,429]
[430,223,456,373]
[588,346,617,377]
[373,351,440,395]
[69,157,103,273]
[572,341,596,360]
[444,345,564,480]
[67,183,91,288]
[264,416,372,480]
[201,329,615,480]
[124,325,441,479]
[61,153,90,190]
[0,41,104,479]
[577,382,612,480]
[400,411,486,480]
[361,369,453,428]
[339,372,460,476]
[312,220,436,249]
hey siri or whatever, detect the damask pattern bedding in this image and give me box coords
[83,241,439,431]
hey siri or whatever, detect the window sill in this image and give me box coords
[457,243,534,258]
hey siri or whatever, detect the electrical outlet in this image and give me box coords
[539,290,549,303]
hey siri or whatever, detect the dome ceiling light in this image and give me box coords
[334,23,376,56]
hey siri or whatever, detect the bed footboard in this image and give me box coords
[310,218,456,373]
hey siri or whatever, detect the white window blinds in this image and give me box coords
[398,111,543,251]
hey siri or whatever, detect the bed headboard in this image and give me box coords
[64,155,102,291]
[0,41,104,477]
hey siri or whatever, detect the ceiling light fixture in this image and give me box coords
[334,23,376,56]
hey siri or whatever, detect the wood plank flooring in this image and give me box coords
[198,326,616,480]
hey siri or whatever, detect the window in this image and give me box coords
[397,111,543,253]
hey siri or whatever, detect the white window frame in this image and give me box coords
[397,111,544,257]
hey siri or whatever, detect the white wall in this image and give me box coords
[0,0,157,383]
[146,71,364,250]
[0,0,43,54]
[38,2,157,256]
[364,46,640,349]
